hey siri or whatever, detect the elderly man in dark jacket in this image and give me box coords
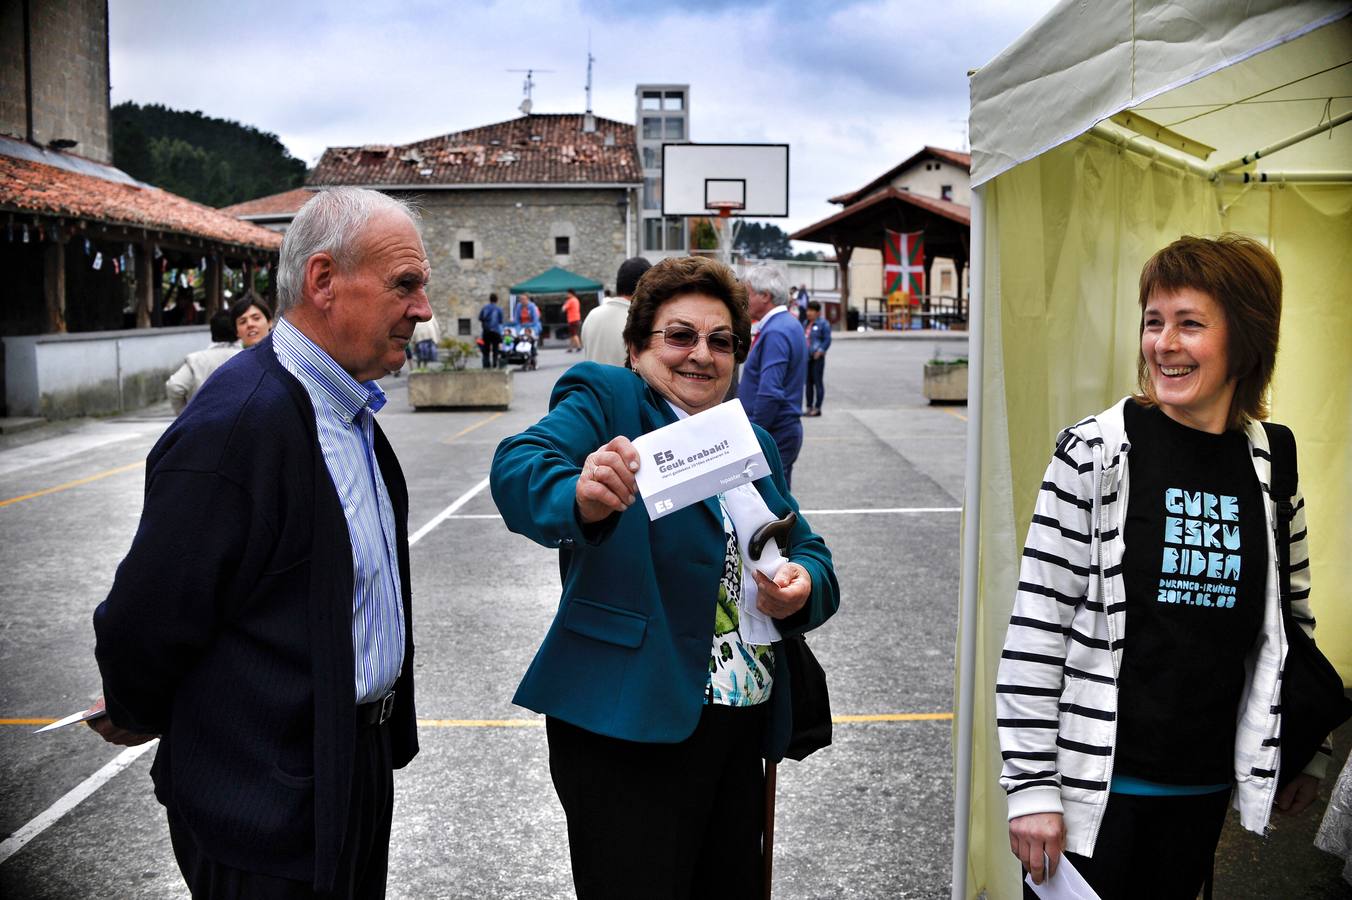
[91,187,431,899]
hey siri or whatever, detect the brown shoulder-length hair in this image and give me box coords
[1135,234,1282,430]
[622,256,752,365]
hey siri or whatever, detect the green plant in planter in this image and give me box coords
[926,356,968,366]
[437,338,477,371]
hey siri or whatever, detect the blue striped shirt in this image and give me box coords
[273,317,405,704]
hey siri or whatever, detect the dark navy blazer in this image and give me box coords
[491,362,839,760]
[740,308,807,452]
[93,336,418,891]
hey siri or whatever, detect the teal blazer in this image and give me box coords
[491,362,839,761]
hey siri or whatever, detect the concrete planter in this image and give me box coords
[408,369,512,410]
[922,362,968,404]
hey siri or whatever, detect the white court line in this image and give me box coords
[409,476,492,546]
[439,506,962,520]
[0,740,157,865]
[2,478,491,866]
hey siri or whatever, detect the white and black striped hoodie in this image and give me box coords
[996,398,1327,856]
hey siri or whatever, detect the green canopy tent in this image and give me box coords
[509,266,603,295]
[509,267,604,341]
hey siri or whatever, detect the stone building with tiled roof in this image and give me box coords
[301,113,643,336]
[219,187,316,232]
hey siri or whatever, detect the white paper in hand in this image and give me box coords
[721,484,784,645]
[1023,854,1101,900]
[630,401,767,520]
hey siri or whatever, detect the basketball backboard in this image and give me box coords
[662,143,789,217]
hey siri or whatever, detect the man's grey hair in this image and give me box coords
[275,188,420,314]
[742,265,789,308]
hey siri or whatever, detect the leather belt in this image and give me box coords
[357,691,396,728]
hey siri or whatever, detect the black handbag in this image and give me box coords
[781,633,832,761]
[1262,422,1352,786]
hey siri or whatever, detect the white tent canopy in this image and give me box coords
[955,3,1351,898]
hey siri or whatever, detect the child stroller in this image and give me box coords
[500,325,537,371]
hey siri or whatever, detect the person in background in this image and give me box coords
[411,312,441,367]
[795,284,809,319]
[998,234,1325,899]
[164,310,240,415]
[581,256,651,367]
[231,293,273,348]
[802,300,831,417]
[491,255,838,899]
[479,292,504,369]
[740,266,807,488]
[563,287,583,352]
[517,293,542,347]
[91,187,428,899]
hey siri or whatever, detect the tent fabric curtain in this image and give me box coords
[959,131,1352,899]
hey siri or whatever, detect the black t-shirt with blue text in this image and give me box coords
[1115,401,1267,785]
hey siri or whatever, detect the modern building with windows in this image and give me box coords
[635,83,689,258]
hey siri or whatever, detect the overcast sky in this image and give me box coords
[108,0,1059,238]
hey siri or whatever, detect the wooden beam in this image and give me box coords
[43,237,67,333]
[206,253,223,316]
[134,243,153,328]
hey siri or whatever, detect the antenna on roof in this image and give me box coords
[583,36,597,133]
[508,68,554,115]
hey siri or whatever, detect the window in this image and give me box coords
[458,318,471,336]
[663,91,684,111]
[940,184,954,202]
[642,91,662,110]
[643,146,659,169]
[644,218,663,250]
[643,177,661,211]
[643,117,662,139]
[664,217,685,250]
[664,117,684,140]
[459,241,474,260]
[555,236,570,255]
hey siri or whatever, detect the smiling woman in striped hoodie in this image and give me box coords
[997,235,1328,900]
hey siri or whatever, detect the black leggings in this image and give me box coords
[1024,789,1230,900]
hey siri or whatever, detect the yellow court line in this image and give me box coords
[441,412,505,444]
[418,718,543,728]
[834,712,953,723]
[0,460,145,509]
[940,407,968,423]
[0,719,59,726]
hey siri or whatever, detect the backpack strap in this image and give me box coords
[1261,422,1298,612]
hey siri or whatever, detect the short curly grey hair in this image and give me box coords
[275,188,420,314]
[741,264,789,308]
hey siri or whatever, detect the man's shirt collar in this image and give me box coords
[273,317,386,423]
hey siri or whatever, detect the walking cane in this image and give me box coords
[763,759,777,900]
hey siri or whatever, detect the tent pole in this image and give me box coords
[951,184,987,900]
[1212,109,1352,174]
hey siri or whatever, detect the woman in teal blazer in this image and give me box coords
[491,256,839,899]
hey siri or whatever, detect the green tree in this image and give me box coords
[111,101,306,206]
[734,221,793,259]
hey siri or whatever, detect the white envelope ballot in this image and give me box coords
[631,401,768,520]
[1023,855,1101,900]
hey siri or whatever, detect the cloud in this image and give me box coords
[107,0,1058,234]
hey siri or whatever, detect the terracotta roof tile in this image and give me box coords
[220,187,315,218]
[0,152,281,252]
[309,114,641,187]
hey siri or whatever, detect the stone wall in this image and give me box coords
[0,0,111,163]
[394,188,638,333]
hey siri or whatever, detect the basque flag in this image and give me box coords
[883,229,925,299]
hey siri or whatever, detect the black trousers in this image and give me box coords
[481,331,502,368]
[804,356,826,410]
[547,704,767,900]
[168,719,394,900]
[1022,789,1230,900]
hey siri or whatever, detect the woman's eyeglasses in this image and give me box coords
[649,327,741,355]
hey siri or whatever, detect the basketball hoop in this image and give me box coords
[708,200,744,219]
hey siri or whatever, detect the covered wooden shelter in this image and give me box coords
[790,187,971,321]
[0,139,281,338]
